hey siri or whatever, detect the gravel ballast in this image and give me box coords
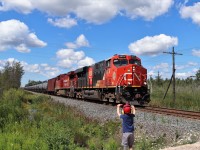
[50,95,200,149]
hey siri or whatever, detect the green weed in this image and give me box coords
[150,83,200,111]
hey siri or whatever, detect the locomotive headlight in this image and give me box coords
[144,82,147,85]
[132,66,135,71]
[128,82,131,85]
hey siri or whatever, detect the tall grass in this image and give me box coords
[0,89,121,149]
[150,82,200,111]
[0,89,170,150]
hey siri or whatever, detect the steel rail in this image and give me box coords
[138,106,200,120]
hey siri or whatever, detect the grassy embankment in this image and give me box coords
[0,89,168,150]
[149,82,200,111]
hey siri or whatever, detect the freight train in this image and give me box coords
[25,54,150,105]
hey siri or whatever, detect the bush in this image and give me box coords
[0,89,29,131]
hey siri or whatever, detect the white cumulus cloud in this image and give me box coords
[176,72,194,79]
[0,19,47,53]
[128,34,178,56]
[153,63,169,71]
[147,63,170,79]
[22,62,60,77]
[78,57,95,68]
[56,49,85,60]
[74,0,119,24]
[0,0,33,14]
[0,0,173,24]
[180,2,200,26]
[192,49,200,57]
[57,34,93,69]
[65,34,89,49]
[0,58,18,68]
[48,16,77,28]
[175,62,198,70]
[0,58,59,78]
[121,0,173,21]
[56,49,95,69]
[187,61,198,66]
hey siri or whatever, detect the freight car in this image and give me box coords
[25,81,47,93]
[25,54,150,105]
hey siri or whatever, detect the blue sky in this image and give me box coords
[0,0,200,86]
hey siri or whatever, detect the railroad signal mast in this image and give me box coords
[163,47,183,102]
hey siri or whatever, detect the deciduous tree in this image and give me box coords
[196,69,200,81]
[0,61,24,90]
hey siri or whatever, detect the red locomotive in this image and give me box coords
[25,54,150,105]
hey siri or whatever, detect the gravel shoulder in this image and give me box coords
[161,141,200,150]
[50,95,200,149]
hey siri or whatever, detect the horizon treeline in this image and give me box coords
[149,69,200,86]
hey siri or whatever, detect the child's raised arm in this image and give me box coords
[131,105,136,114]
[117,104,122,117]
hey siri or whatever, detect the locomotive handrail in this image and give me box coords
[115,73,126,94]
[134,72,140,82]
[117,74,125,86]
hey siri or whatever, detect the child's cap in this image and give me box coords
[123,104,131,114]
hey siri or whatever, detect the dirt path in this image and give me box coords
[161,141,200,150]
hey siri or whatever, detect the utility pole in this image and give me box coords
[149,75,153,93]
[163,47,182,102]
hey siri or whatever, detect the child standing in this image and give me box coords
[117,102,136,150]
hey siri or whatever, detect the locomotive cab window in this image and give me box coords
[129,59,141,66]
[106,59,111,68]
[113,59,128,67]
[70,75,75,79]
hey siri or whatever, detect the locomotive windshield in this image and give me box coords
[129,59,141,66]
[113,59,128,67]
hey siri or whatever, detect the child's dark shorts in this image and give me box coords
[121,132,134,147]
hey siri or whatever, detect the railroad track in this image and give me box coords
[28,91,200,120]
[138,106,200,120]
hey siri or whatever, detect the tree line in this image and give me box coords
[149,69,200,86]
[0,61,24,91]
[25,80,44,87]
